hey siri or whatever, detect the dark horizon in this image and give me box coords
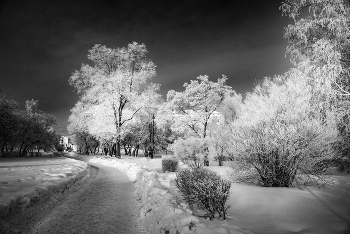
[0,0,293,135]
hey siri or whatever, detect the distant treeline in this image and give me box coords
[0,98,60,157]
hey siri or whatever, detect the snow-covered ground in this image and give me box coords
[2,153,348,233]
[91,156,350,234]
[0,156,88,218]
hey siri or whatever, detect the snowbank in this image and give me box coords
[0,157,89,218]
[90,157,251,234]
[90,156,350,234]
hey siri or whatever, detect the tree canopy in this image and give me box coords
[163,75,234,138]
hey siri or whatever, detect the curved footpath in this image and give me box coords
[0,155,148,234]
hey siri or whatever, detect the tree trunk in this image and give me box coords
[115,107,121,157]
[135,146,139,157]
[111,143,115,156]
[116,138,121,157]
[19,142,24,157]
[203,122,207,138]
[219,146,224,166]
[148,114,155,159]
[204,149,209,166]
[116,106,123,157]
[144,147,148,157]
[123,143,128,155]
[0,144,4,158]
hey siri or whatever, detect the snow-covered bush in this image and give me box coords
[175,169,198,205]
[162,158,178,172]
[229,112,337,187]
[175,169,219,205]
[175,168,231,219]
[225,72,339,187]
[173,137,209,168]
[228,160,260,185]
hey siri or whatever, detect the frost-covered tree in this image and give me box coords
[163,75,234,166]
[164,75,234,138]
[207,95,242,166]
[69,42,157,156]
[132,85,162,157]
[281,0,350,157]
[67,101,99,155]
[281,0,350,96]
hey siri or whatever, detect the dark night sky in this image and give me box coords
[0,0,293,135]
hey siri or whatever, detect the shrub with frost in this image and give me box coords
[162,157,178,172]
[173,137,209,168]
[175,168,231,219]
[225,71,339,187]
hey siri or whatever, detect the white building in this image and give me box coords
[59,136,77,152]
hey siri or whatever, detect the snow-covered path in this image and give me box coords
[1,159,148,234]
[31,162,146,233]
